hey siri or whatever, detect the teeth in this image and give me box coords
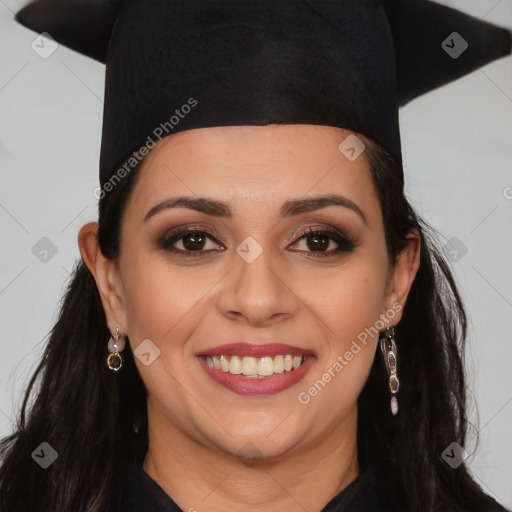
[204,354,307,377]
[258,357,274,376]
[273,355,284,374]
[242,357,258,376]
[219,355,229,372]
[229,355,243,374]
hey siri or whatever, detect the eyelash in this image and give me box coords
[157,226,358,258]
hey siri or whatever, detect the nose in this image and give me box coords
[217,244,299,327]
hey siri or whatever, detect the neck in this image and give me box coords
[142,406,360,512]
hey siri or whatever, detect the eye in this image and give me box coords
[158,227,224,257]
[289,227,357,257]
[157,225,358,258]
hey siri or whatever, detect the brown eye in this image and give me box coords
[158,228,224,257]
[157,226,357,258]
[304,232,331,252]
[290,227,357,257]
[181,232,207,251]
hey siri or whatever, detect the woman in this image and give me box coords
[1,1,511,511]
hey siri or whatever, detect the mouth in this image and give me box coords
[195,343,316,395]
[198,354,308,377]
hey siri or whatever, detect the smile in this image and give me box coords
[201,354,307,377]
[195,342,316,395]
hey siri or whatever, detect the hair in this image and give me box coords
[0,135,508,512]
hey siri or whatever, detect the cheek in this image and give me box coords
[323,270,383,330]
[294,252,388,411]
[304,253,389,348]
[120,253,206,347]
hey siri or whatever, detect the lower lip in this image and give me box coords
[197,356,315,396]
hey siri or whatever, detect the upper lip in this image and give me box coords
[195,342,316,358]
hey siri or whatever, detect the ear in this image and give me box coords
[78,222,128,334]
[382,228,421,324]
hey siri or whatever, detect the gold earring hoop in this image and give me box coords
[380,325,399,415]
[107,325,125,372]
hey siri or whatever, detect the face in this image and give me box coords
[89,124,417,461]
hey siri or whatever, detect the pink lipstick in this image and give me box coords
[195,343,316,396]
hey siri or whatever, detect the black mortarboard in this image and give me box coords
[15,0,512,187]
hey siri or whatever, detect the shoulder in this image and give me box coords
[112,455,182,512]
[322,464,402,512]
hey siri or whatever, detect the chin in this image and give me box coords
[206,429,300,464]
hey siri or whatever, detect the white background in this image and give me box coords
[1,0,511,507]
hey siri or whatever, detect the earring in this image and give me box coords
[380,325,399,415]
[107,325,125,372]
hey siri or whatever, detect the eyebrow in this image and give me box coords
[144,194,368,225]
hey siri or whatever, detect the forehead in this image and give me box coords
[126,124,380,222]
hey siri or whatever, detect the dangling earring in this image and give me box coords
[107,325,125,372]
[380,325,399,415]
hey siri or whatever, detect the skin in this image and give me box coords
[79,124,420,512]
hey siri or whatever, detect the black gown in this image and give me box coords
[114,454,400,512]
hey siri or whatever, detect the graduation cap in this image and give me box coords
[15,0,512,187]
